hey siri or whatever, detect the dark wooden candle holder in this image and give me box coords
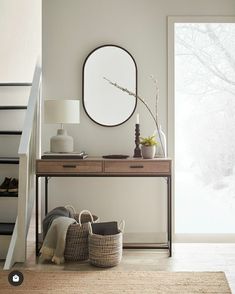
[133,124,142,158]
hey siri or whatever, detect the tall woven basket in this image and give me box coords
[64,210,99,261]
[88,221,125,267]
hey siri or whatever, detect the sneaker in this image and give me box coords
[8,178,18,193]
[0,177,12,192]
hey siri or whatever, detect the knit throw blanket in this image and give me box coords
[43,206,73,239]
[40,216,77,264]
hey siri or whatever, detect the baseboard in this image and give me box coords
[174,234,235,243]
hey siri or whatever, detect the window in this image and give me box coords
[169,19,235,238]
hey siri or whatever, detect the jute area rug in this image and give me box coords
[0,270,231,294]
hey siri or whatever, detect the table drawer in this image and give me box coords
[36,160,102,174]
[104,160,171,174]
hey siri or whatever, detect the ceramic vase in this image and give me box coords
[141,145,156,159]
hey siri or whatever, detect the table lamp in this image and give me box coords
[44,99,80,153]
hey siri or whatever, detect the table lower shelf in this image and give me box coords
[123,243,169,249]
[36,233,171,256]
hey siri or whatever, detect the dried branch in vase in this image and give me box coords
[103,77,165,157]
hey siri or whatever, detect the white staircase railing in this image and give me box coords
[4,60,42,269]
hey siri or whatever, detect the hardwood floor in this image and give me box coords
[1,216,234,291]
[1,242,234,292]
[0,214,234,291]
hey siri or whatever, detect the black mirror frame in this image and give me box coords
[82,44,138,127]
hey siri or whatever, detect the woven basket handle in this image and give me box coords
[78,210,94,225]
[119,220,125,233]
[88,222,93,235]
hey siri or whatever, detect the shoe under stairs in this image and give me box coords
[0,83,31,260]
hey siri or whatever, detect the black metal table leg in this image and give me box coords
[36,176,48,256]
[167,176,172,257]
[45,177,48,215]
[35,175,39,256]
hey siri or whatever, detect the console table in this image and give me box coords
[36,157,172,256]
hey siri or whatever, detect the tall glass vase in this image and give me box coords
[155,125,167,158]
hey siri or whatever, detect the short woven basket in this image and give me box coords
[64,210,99,261]
[88,221,124,267]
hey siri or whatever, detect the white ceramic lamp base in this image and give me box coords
[50,129,73,153]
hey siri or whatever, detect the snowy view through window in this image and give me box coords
[175,23,235,233]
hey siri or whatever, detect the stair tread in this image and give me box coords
[0,106,27,110]
[0,191,18,197]
[0,223,15,235]
[0,83,32,86]
[0,131,22,135]
[0,157,19,164]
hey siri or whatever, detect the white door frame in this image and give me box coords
[168,16,235,243]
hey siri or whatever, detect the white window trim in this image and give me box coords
[167,16,235,243]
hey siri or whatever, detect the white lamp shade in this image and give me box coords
[44,99,80,124]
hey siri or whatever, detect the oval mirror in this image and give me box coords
[82,45,137,127]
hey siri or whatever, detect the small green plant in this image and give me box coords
[140,135,157,146]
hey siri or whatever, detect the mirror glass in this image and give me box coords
[83,45,137,127]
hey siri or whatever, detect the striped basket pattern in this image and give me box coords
[88,221,124,267]
[64,210,99,261]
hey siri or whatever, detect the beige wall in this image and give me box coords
[0,0,41,82]
[42,0,235,242]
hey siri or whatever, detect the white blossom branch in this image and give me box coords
[103,77,165,156]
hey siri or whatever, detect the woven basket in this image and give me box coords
[88,221,125,268]
[64,210,99,261]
